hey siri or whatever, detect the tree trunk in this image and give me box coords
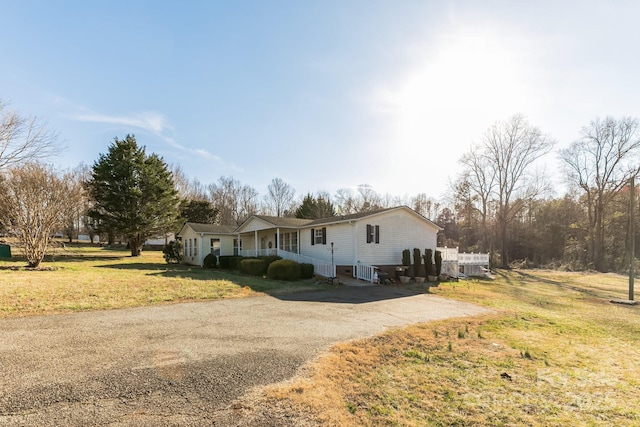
[594,199,606,272]
[129,234,143,256]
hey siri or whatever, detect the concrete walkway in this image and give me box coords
[0,286,490,426]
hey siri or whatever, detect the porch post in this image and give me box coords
[199,233,204,267]
[254,230,258,257]
[297,229,300,254]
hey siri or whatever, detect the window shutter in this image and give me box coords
[322,227,327,245]
[275,233,278,249]
[366,224,372,243]
[375,225,380,244]
[311,229,315,245]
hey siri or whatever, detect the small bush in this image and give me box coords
[203,253,217,268]
[163,241,182,264]
[258,255,282,274]
[300,263,314,279]
[267,259,302,281]
[219,255,244,270]
[402,249,411,267]
[240,258,266,276]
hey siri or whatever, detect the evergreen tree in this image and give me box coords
[295,192,336,219]
[87,135,179,256]
[179,199,218,224]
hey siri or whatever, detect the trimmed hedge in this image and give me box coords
[300,263,314,279]
[258,255,282,274]
[203,253,217,268]
[240,259,266,276]
[267,259,302,281]
[219,255,244,270]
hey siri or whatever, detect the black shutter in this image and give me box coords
[366,224,372,243]
[322,227,327,245]
[311,229,315,246]
[375,225,380,244]
[275,233,278,250]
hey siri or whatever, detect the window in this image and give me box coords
[193,237,198,256]
[233,238,242,255]
[366,224,380,244]
[210,238,220,257]
[291,232,298,253]
[183,240,187,257]
[311,227,327,245]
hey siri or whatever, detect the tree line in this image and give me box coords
[2,97,640,272]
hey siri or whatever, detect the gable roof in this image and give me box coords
[305,206,442,230]
[234,206,442,233]
[178,222,236,236]
[234,215,313,233]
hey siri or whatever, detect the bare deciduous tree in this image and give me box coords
[171,164,208,201]
[334,184,383,214]
[208,176,259,225]
[460,145,496,252]
[61,164,90,243]
[560,116,640,272]
[482,114,555,267]
[265,177,295,217]
[0,163,83,267]
[0,99,59,170]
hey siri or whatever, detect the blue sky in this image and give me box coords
[2,1,640,199]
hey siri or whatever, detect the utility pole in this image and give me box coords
[629,175,635,301]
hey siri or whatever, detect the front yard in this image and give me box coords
[254,270,640,426]
[0,245,324,318]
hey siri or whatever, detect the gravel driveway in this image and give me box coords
[0,286,490,426]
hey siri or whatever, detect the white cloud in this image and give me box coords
[71,111,170,134]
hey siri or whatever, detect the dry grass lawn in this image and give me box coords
[253,270,640,426]
[0,243,323,318]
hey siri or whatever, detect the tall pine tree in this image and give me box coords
[87,135,179,256]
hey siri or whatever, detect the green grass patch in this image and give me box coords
[262,269,640,426]
[0,245,325,318]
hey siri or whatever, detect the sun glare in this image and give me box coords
[371,25,534,194]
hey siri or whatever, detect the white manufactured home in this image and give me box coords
[178,206,442,282]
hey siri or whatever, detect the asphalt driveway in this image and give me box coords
[0,286,490,426]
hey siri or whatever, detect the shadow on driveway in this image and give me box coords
[275,285,424,304]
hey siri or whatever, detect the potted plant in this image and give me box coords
[400,249,411,283]
[435,250,443,279]
[424,248,437,282]
[413,247,425,283]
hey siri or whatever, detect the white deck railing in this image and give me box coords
[436,247,489,265]
[278,250,335,278]
[437,247,460,262]
[458,253,490,265]
[354,263,376,283]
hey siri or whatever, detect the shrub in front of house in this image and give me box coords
[267,259,302,281]
[258,255,282,274]
[300,263,314,279]
[435,250,443,276]
[219,255,244,270]
[240,258,266,276]
[203,253,217,268]
[163,240,182,264]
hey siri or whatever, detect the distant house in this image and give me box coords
[179,206,442,282]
